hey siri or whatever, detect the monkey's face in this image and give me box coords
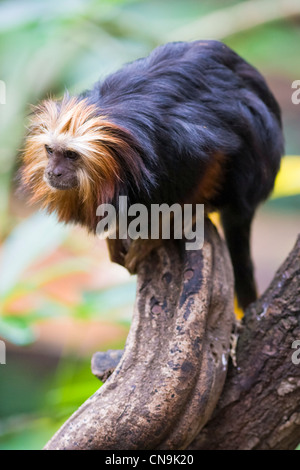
[43,144,79,190]
[21,96,134,229]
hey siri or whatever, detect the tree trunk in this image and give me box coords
[44,221,300,450]
[189,235,300,450]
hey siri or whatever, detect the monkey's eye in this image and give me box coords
[45,145,53,156]
[64,150,79,161]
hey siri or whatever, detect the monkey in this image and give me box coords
[20,40,284,310]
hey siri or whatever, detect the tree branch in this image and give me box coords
[44,223,300,450]
[189,235,300,450]
[44,219,235,450]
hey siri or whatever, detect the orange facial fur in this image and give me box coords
[21,96,142,230]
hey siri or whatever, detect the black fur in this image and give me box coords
[83,40,284,309]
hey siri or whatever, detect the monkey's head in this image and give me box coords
[21,96,143,230]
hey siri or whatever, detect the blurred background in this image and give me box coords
[0,0,299,450]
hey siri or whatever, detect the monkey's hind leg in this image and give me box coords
[221,208,257,311]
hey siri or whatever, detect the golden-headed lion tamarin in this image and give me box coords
[21,40,284,309]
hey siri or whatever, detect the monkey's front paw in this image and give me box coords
[124,239,163,275]
[124,251,139,275]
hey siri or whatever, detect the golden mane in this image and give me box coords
[21,96,142,230]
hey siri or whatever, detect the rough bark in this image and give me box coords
[45,218,235,450]
[189,235,300,450]
[44,223,300,450]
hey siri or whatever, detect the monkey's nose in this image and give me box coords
[48,169,62,178]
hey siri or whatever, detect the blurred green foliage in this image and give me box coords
[0,0,299,450]
[0,355,102,449]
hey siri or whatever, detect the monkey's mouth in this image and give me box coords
[43,174,78,191]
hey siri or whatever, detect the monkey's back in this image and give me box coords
[87,40,284,213]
